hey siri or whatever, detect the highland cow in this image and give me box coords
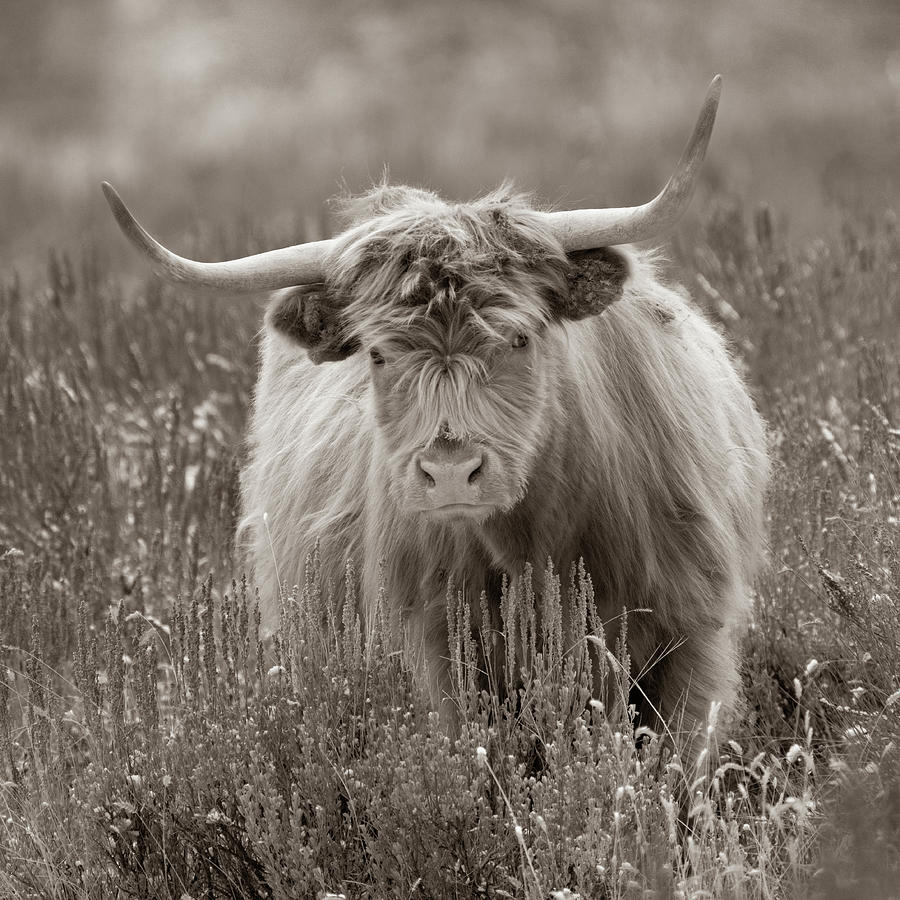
[102,76,769,745]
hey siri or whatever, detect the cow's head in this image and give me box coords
[266,186,632,520]
[101,77,722,522]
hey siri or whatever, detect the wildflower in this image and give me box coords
[786,744,802,765]
[805,658,819,677]
[266,665,285,678]
[476,746,487,767]
[205,808,233,825]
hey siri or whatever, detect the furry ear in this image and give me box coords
[266,285,360,364]
[552,247,630,320]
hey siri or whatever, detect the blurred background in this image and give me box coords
[2,0,899,274]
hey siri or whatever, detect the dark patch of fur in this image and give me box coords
[558,247,631,320]
[268,286,360,363]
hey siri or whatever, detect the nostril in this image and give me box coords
[468,458,484,485]
[417,458,436,487]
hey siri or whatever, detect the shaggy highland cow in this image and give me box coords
[102,77,769,744]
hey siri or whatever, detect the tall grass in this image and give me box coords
[1,202,899,897]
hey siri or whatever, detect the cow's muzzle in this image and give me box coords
[414,445,490,516]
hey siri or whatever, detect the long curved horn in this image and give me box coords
[542,75,722,250]
[101,182,332,291]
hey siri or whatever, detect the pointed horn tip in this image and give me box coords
[100,181,117,205]
[689,76,722,145]
[100,181,133,227]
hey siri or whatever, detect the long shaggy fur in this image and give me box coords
[241,183,769,743]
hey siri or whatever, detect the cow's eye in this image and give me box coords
[370,348,385,366]
[512,333,529,349]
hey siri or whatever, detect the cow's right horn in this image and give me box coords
[541,75,722,250]
[101,182,333,291]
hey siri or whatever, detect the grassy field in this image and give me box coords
[1,197,899,898]
[2,2,900,898]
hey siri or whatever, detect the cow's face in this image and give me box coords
[268,187,630,523]
[364,288,554,522]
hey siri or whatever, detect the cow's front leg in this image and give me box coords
[633,625,741,761]
[405,591,459,738]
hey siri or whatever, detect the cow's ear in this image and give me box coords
[266,285,360,364]
[552,247,630,320]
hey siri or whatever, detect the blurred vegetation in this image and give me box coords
[2,0,899,271]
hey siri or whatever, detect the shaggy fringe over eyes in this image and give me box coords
[328,181,570,350]
[391,362,537,451]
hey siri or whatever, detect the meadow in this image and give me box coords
[2,2,900,897]
[1,195,899,898]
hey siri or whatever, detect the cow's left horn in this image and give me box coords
[101,182,332,291]
[542,75,722,250]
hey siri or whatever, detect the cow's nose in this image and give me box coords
[417,451,484,494]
